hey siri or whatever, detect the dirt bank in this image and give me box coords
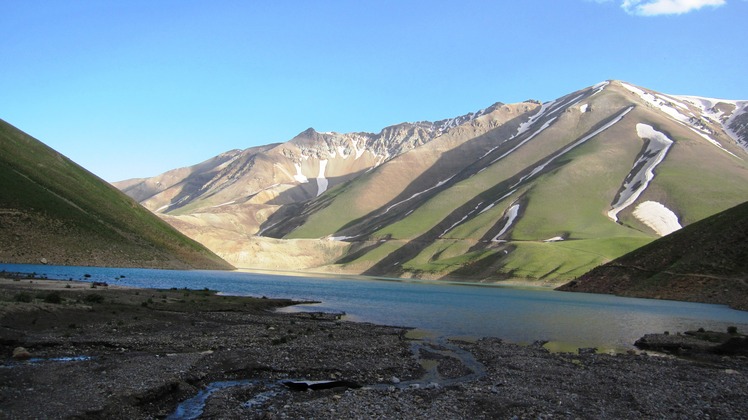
[1,278,747,419]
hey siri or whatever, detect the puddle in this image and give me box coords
[2,355,93,368]
[167,379,258,420]
[542,341,625,355]
[169,336,488,418]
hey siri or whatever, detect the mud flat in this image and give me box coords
[1,277,747,419]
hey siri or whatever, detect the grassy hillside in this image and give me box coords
[558,201,748,310]
[0,119,232,270]
[282,83,748,282]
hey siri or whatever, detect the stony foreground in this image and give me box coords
[1,277,747,419]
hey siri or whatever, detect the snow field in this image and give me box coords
[632,201,682,236]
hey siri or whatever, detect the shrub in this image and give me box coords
[14,292,32,303]
[727,326,738,334]
[43,292,62,304]
[84,294,105,304]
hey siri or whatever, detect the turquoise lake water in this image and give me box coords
[4,263,748,350]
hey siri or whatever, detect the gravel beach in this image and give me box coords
[1,277,747,419]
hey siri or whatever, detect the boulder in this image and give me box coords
[12,347,31,360]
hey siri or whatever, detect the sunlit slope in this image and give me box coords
[115,80,748,279]
[272,82,748,282]
[0,119,232,269]
[276,102,538,239]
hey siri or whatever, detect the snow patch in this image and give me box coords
[608,124,673,222]
[622,83,736,156]
[293,163,309,184]
[725,101,748,151]
[491,204,520,242]
[677,95,748,153]
[515,100,556,137]
[316,160,328,196]
[580,104,589,113]
[155,204,171,213]
[591,81,608,96]
[543,236,565,242]
[353,138,367,160]
[622,82,690,123]
[328,235,358,241]
[633,201,682,236]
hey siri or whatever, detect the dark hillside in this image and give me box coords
[558,201,748,310]
[0,119,232,270]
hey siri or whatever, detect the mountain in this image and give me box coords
[557,201,748,310]
[115,81,748,282]
[0,119,233,270]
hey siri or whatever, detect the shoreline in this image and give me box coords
[2,277,748,418]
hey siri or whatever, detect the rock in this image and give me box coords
[40,258,48,264]
[12,347,31,360]
[391,376,400,384]
[713,336,748,356]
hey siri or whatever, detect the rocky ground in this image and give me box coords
[1,276,747,419]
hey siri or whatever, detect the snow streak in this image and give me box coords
[316,159,328,196]
[491,204,520,242]
[512,107,634,189]
[608,123,673,223]
[439,202,484,238]
[293,163,309,183]
[622,83,738,157]
[382,175,457,215]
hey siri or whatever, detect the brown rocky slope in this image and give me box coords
[558,200,748,310]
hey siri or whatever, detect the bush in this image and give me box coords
[727,326,738,334]
[84,294,105,304]
[43,292,62,304]
[14,292,32,303]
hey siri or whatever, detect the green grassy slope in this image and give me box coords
[0,119,232,270]
[559,201,748,310]
[280,83,748,283]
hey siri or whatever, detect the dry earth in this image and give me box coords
[1,277,747,419]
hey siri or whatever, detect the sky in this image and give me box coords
[2,0,747,182]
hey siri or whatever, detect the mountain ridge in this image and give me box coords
[114,80,748,282]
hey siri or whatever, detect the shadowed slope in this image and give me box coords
[558,201,748,310]
[0,119,233,270]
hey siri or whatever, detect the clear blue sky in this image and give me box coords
[2,0,746,181]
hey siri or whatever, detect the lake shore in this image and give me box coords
[2,277,747,419]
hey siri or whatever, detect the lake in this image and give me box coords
[3,263,748,350]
